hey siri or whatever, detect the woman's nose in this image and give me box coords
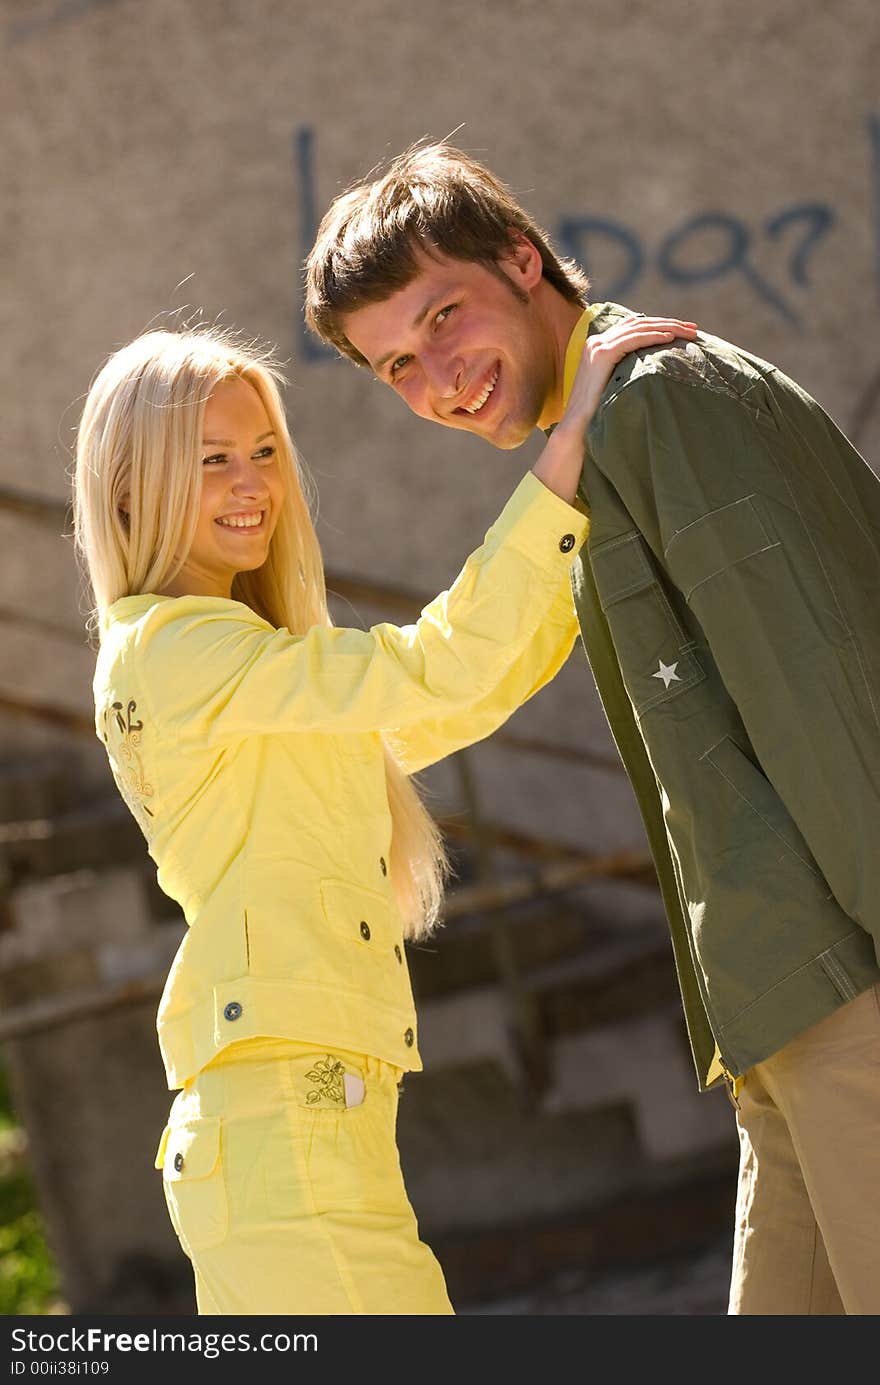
[229,459,269,497]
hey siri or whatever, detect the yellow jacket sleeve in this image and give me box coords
[140,473,588,748]
[386,572,579,773]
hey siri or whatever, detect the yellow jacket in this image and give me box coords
[93,473,588,1089]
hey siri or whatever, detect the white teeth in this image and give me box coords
[464,367,499,414]
[216,513,263,529]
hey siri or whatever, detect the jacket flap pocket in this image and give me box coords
[702,735,822,877]
[320,878,397,947]
[588,531,704,717]
[154,1123,171,1170]
[590,532,655,610]
[162,1117,221,1182]
[665,496,778,600]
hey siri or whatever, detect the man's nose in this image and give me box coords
[422,348,464,399]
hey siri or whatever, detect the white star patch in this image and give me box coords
[652,659,681,690]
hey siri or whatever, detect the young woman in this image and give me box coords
[73,314,696,1316]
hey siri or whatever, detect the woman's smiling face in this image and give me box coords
[161,374,286,599]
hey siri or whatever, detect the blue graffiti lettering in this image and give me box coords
[658,211,801,327]
[869,112,880,307]
[765,204,835,288]
[557,217,645,302]
[294,127,335,362]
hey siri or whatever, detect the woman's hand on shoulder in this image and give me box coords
[560,314,699,439]
[532,314,698,503]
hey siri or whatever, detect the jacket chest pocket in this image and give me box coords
[591,531,706,719]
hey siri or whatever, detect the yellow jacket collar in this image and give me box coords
[562,305,600,409]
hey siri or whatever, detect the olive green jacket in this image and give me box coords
[569,303,880,1089]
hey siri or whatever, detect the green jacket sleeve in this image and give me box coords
[589,371,880,949]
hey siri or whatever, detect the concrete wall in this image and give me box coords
[2,0,879,1311]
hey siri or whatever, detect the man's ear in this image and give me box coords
[498,232,544,294]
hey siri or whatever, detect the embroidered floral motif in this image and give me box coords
[101,697,155,830]
[304,1056,346,1105]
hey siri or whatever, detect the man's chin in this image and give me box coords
[459,411,535,451]
[486,416,538,451]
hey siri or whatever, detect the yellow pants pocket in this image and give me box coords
[280,1054,407,1217]
[291,1052,366,1110]
[161,1116,228,1256]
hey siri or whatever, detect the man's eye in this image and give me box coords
[435,304,456,326]
[389,356,411,379]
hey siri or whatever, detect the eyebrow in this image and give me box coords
[373,296,441,373]
[201,430,276,447]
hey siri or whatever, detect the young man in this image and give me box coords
[304,144,880,1315]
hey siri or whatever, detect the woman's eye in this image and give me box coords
[202,454,227,466]
[389,356,411,379]
[253,446,276,461]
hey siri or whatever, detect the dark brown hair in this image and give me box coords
[304,142,590,366]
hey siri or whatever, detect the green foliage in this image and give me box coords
[0,1059,64,1316]
[0,1164,62,1315]
[0,1059,16,1134]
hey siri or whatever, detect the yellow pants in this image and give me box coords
[154,1037,454,1315]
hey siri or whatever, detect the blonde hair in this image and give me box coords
[73,326,447,938]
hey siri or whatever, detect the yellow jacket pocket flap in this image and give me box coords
[320,878,397,948]
[153,1123,171,1170]
[162,1117,221,1182]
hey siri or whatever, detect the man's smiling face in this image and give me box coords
[341,239,562,450]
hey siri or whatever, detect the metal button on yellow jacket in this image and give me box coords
[93,473,589,1089]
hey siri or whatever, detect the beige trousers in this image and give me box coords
[728,981,880,1314]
